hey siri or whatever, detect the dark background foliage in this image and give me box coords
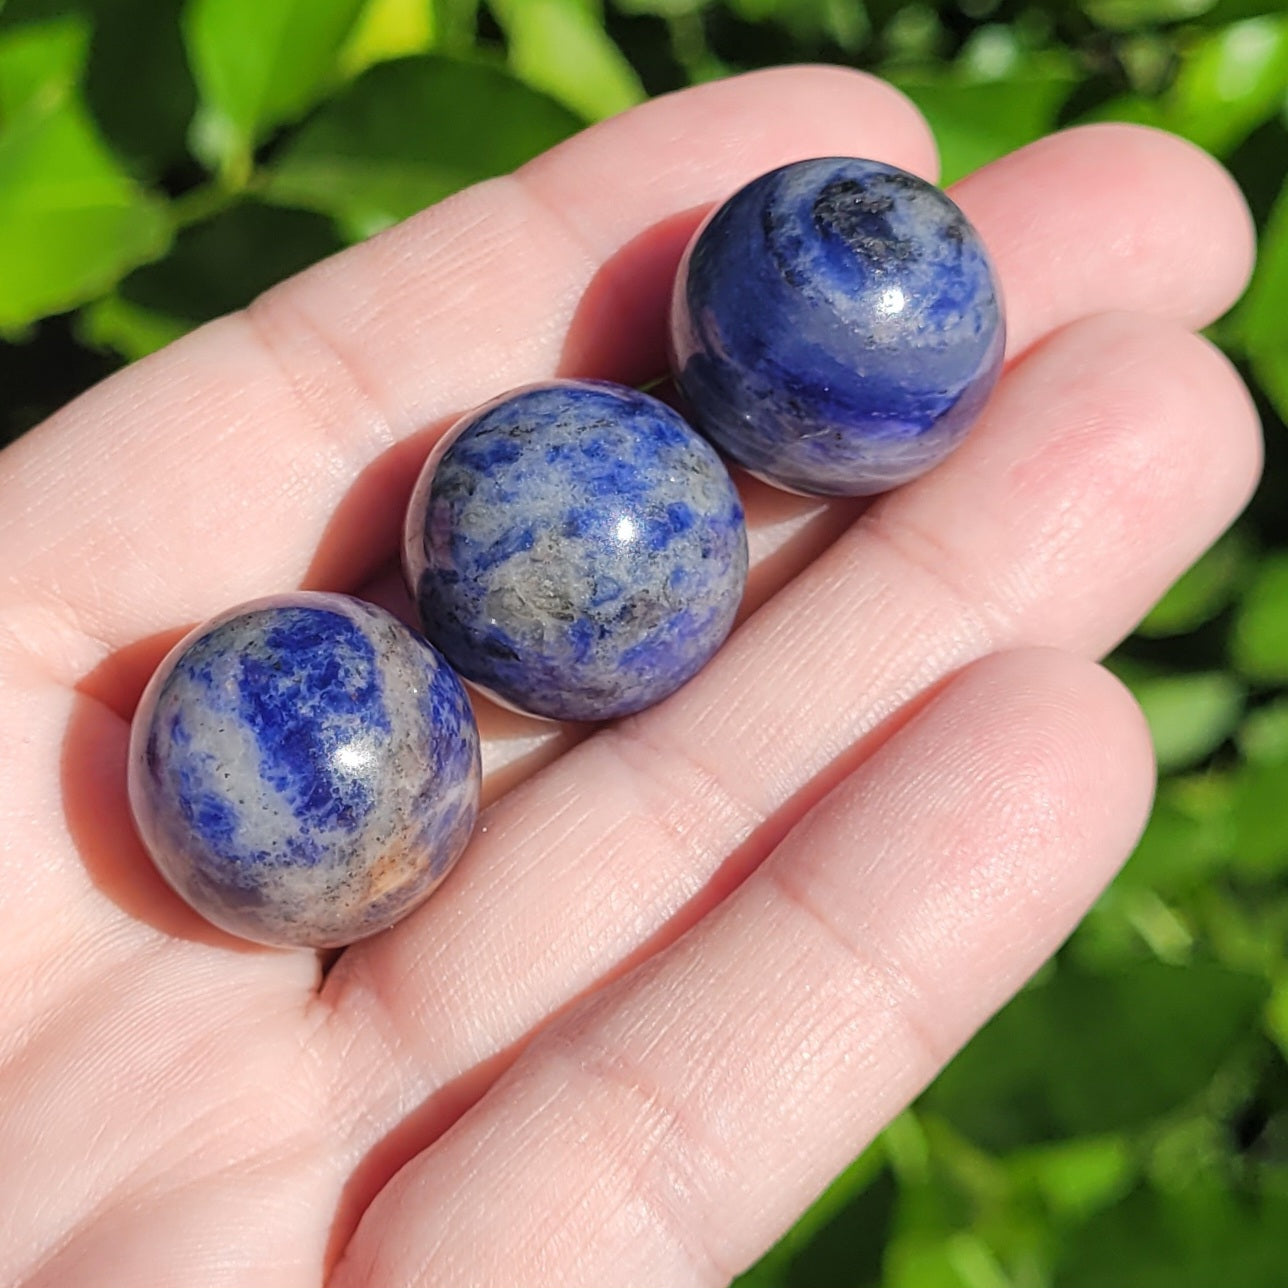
[2,1,1286,1283]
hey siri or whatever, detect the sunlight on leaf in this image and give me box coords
[1265,977,1288,1061]
[0,13,86,118]
[1083,0,1215,30]
[1168,16,1288,155]
[1131,672,1245,773]
[492,0,645,121]
[338,0,436,77]
[0,21,169,330]
[183,0,367,180]
[1010,1136,1136,1220]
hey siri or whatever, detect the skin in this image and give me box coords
[0,65,1261,1288]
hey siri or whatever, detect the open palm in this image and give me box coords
[0,67,1259,1287]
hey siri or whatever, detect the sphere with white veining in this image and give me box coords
[129,593,480,948]
[670,156,1006,496]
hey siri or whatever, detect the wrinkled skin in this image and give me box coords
[0,67,1259,1288]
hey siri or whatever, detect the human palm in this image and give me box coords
[0,68,1259,1287]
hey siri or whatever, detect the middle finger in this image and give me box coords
[318,138,1259,1162]
[415,120,1258,792]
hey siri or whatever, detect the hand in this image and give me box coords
[0,66,1259,1287]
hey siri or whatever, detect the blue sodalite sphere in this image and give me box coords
[128,593,480,948]
[670,157,1005,497]
[404,380,748,722]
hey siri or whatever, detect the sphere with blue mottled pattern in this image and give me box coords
[404,380,748,722]
[670,157,1005,497]
[128,593,480,948]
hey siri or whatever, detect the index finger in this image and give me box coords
[0,66,937,673]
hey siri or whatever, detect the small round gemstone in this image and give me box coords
[128,592,480,948]
[670,156,1006,497]
[404,379,748,722]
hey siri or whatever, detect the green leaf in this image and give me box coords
[1201,0,1288,22]
[0,308,119,447]
[1238,695,1288,762]
[880,5,947,61]
[1131,672,1245,773]
[1235,172,1288,423]
[1137,530,1250,637]
[751,1140,887,1263]
[0,113,170,330]
[262,55,581,239]
[491,0,645,121]
[889,1231,1008,1288]
[612,0,704,13]
[1082,0,1217,31]
[1200,880,1288,974]
[77,291,190,361]
[1230,757,1288,876]
[1231,551,1288,682]
[1117,776,1235,895]
[1009,1135,1136,1220]
[881,1171,978,1288]
[923,961,1269,1150]
[1073,92,1167,134]
[1266,975,1288,1061]
[1056,1183,1288,1288]
[736,1157,893,1287]
[1102,652,1161,692]
[1091,16,1288,156]
[889,57,1078,184]
[80,0,198,174]
[119,200,344,323]
[430,0,480,53]
[725,0,869,49]
[1164,17,1288,156]
[0,22,169,330]
[0,13,87,118]
[182,0,367,180]
[2,0,199,175]
[1069,885,1183,971]
[338,0,435,77]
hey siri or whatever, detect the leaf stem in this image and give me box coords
[170,177,256,231]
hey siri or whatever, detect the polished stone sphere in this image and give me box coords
[404,379,747,722]
[670,156,1006,497]
[128,593,480,948]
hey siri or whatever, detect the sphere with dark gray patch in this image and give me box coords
[670,157,1005,497]
[128,593,480,948]
[404,380,747,722]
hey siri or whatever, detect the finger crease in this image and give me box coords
[533,1029,745,1288]
[854,502,1008,651]
[602,718,768,896]
[502,171,642,352]
[764,858,953,1075]
[241,288,398,471]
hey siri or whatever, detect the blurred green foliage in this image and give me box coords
[1,0,1286,1282]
